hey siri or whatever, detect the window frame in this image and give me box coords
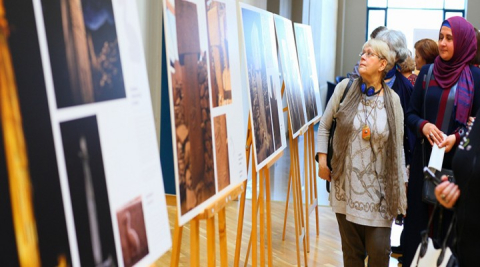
[366,0,466,41]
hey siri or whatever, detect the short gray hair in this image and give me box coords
[375,29,409,63]
[362,39,396,77]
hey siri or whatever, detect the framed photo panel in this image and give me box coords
[239,3,287,170]
[293,23,323,123]
[163,0,247,226]
[1,0,172,266]
[273,15,307,137]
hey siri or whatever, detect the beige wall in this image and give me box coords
[467,0,480,29]
[136,0,163,147]
[335,0,366,78]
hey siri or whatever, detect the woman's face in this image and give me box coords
[358,46,386,78]
[415,48,426,70]
[438,26,454,61]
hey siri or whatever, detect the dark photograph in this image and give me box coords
[242,8,280,164]
[294,25,319,123]
[42,0,126,108]
[60,116,118,267]
[165,0,215,215]
[0,0,71,265]
[206,0,232,107]
[214,115,230,191]
[117,197,149,267]
[274,16,306,137]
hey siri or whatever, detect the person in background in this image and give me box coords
[317,38,407,266]
[399,52,417,85]
[347,26,387,79]
[403,16,480,267]
[414,38,439,71]
[470,27,480,66]
[434,107,480,267]
[375,29,415,169]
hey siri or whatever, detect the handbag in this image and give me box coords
[411,205,458,267]
[421,65,456,205]
[315,78,353,192]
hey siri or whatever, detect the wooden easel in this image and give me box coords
[170,180,245,266]
[233,113,282,267]
[284,119,320,252]
[279,82,317,266]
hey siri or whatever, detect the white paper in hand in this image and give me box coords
[428,134,447,172]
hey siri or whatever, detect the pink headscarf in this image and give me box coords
[433,16,477,125]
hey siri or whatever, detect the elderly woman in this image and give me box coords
[375,29,415,167]
[403,16,480,267]
[316,39,407,266]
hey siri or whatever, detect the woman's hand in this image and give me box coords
[317,153,331,182]
[434,175,460,209]
[438,134,456,152]
[422,122,443,146]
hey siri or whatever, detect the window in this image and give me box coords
[367,0,465,52]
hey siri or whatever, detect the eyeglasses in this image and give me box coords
[359,51,383,59]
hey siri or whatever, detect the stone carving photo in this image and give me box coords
[42,0,126,108]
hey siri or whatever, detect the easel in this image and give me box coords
[233,113,282,267]
[282,117,320,252]
[170,181,245,266]
[280,82,318,266]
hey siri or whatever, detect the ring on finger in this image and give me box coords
[441,194,446,200]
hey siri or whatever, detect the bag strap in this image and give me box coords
[325,78,353,192]
[315,78,353,163]
[422,64,434,167]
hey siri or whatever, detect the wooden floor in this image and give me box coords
[154,199,401,266]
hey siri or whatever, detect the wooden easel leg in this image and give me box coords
[218,208,228,266]
[265,167,273,266]
[310,126,319,236]
[207,216,216,266]
[288,129,302,266]
[234,180,247,267]
[190,218,200,266]
[295,140,308,267]
[170,219,183,267]
[252,155,258,267]
[259,168,265,267]
[303,133,310,252]
[244,193,261,267]
[282,168,292,241]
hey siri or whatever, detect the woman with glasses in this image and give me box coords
[316,39,407,266]
[403,16,480,267]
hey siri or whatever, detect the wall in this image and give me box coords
[467,0,480,29]
[335,0,366,78]
[136,0,163,147]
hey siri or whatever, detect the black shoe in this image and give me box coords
[391,245,403,254]
[397,256,403,264]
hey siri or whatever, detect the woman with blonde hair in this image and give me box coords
[317,38,407,266]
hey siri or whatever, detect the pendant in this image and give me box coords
[362,125,371,141]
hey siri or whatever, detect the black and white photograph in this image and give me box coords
[60,116,118,267]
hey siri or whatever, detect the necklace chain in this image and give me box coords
[363,89,382,127]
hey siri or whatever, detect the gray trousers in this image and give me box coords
[336,213,391,267]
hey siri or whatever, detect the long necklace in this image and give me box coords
[362,89,382,141]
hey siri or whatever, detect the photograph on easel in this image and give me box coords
[60,116,118,267]
[273,15,307,138]
[240,4,286,170]
[0,0,72,265]
[41,0,126,108]
[206,0,232,107]
[293,23,323,123]
[214,114,230,191]
[116,197,149,267]
[163,0,247,225]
